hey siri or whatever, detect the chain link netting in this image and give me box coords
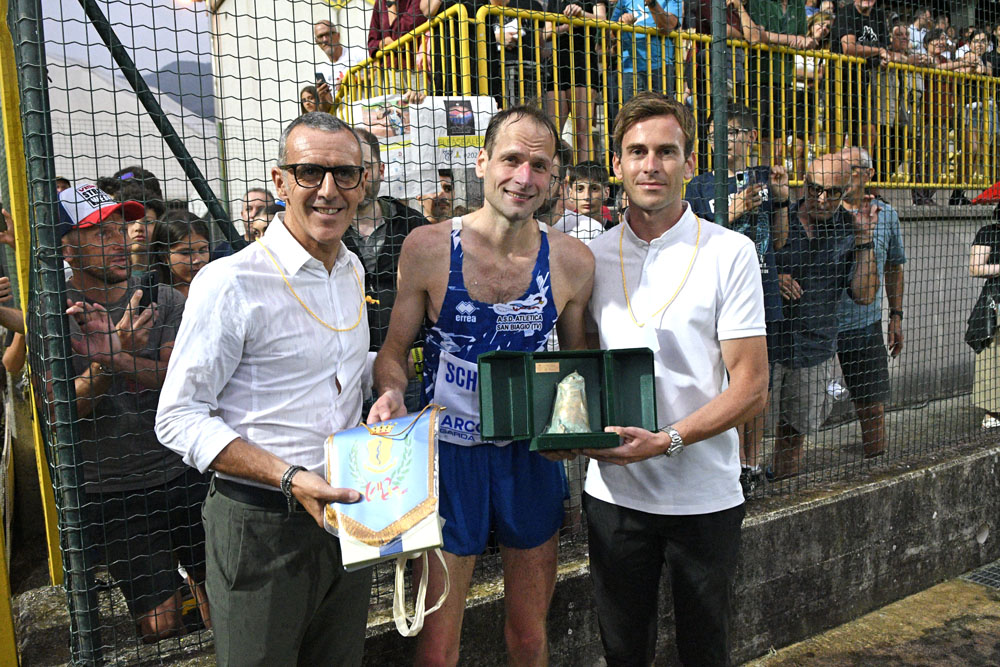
[3,0,1000,662]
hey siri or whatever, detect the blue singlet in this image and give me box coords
[423,217,559,445]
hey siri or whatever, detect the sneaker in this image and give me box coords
[826,380,849,400]
[740,467,765,497]
[983,415,1000,430]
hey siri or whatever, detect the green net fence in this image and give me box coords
[2,0,1000,663]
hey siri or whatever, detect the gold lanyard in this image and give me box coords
[256,239,365,333]
[618,217,701,328]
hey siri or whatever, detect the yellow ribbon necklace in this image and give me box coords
[619,216,701,328]
[257,239,365,333]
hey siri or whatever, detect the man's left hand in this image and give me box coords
[769,164,790,204]
[851,195,879,243]
[888,317,903,357]
[582,426,666,465]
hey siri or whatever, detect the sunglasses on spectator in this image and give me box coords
[805,180,846,200]
[279,163,365,189]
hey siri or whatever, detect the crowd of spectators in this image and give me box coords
[332,1,1000,199]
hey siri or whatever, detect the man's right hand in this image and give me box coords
[66,299,122,359]
[290,468,362,529]
[779,273,802,301]
[367,388,407,424]
[316,80,333,105]
[730,184,764,221]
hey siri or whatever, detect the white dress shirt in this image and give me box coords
[156,217,370,487]
[584,204,765,515]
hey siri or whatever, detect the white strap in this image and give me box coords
[537,219,548,233]
[392,548,450,637]
[451,216,463,230]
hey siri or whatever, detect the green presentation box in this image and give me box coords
[478,348,658,451]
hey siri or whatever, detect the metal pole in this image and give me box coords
[9,0,103,663]
[711,0,729,220]
[76,0,245,250]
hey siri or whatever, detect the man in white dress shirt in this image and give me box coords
[156,112,373,666]
[580,92,769,665]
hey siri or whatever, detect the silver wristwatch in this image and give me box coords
[660,425,685,457]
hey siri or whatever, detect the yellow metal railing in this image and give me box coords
[339,8,1000,190]
[335,3,472,110]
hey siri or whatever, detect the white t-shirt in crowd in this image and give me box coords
[321,44,368,95]
[584,203,766,516]
[551,210,605,242]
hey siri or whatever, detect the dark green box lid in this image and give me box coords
[478,348,657,450]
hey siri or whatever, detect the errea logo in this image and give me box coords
[455,301,477,322]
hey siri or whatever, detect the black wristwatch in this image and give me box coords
[854,241,875,250]
[889,309,903,320]
[772,199,789,209]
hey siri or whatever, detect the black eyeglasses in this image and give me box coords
[279,163,365,189]
[805,180,846,200]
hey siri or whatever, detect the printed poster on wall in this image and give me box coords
[348,95,497,204]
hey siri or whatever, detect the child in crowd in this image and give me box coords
[565,161,612,228]
[150,210,212,299]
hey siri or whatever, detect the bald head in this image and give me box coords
[804,153,850,221]
[839,147,874,203]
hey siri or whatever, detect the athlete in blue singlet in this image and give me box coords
[422,218,565,555]
[367,106,594,665]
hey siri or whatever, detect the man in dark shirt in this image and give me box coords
[425,0,544,104]
[832,0,898,151]
[685,104,789,493]
[344,127,427,353]
[770,153,879,479]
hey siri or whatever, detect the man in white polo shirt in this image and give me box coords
[581,93,769,666]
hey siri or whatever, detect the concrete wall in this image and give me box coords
[361,441,1000,665]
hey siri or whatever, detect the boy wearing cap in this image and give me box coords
[59,183,211,641]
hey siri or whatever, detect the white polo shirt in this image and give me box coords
[585,203,765,515]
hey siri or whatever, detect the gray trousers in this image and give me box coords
[202,481,373,666]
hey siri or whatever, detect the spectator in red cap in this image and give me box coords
[60,182,212,642]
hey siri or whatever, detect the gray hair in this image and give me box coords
[277,112,360,165]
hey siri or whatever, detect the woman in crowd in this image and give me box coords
[970,216,1000,430]
[914,28,962,205]
[958,29,999,188]
[150,210,211,299]
[299,84,331,115]
[790,10,834,182]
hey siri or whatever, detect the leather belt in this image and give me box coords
[213,476,307,512]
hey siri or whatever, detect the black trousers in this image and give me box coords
[584,493,745,667]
